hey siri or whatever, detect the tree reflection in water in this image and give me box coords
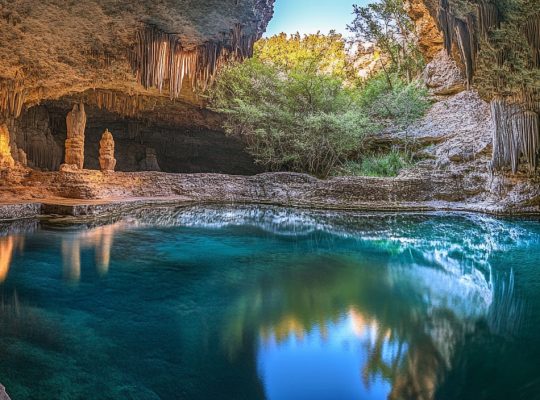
[0,206,534,400]
[212,207,527,400]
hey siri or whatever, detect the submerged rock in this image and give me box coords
[0,384,10,400]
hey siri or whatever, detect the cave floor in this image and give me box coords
[1,166,539,221]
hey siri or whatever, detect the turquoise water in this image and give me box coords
[0,206,539,400]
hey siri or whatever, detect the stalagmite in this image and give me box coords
[63,103,87,170]
[99,129,117,172]
[0,124,15,169]
[17,149,27,167]
[139,147,161,171]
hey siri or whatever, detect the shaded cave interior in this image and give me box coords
[9,101,261,176]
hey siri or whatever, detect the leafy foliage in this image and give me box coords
[209,26,430,178]
[348,0,424,82]
[338,150,413,177]
[210,58,376,177]
[358,73,431,128]
[255,32,351,80]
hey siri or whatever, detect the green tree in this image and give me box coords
[348,0,424,82]
[209,58,376,177]
[255,31,351,80]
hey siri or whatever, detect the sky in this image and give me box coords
[264,0,369,38]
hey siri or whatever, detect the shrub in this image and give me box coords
[338,150,413,177]
[209,59,377,177]
[359,73,431,128]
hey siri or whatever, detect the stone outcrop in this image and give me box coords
[404,0,443,61]
[0,124,15,169]
[63,103,86,169]
[0,384,11,400]
[423,50,466,95]
[406,0,540,174]
[98,129,116,172]
[139,148,161,172]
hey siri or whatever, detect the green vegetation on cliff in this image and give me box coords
[209,1,429,178]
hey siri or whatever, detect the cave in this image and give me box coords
[1,0,540,399]
[10,101,261,175]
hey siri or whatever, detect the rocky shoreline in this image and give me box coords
[1,168,539,222]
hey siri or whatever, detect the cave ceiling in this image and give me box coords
[0,0,274,121]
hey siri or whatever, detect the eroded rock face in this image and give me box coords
[10,106,62,171]
[63,103,87,169]
[99,129,116,172]
[403,0,443,61]
[423,50,466,95]
[0,0,275,121]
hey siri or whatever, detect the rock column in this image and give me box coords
[63,103,86,169]
[0,124,15,169]
[99,129,116,172]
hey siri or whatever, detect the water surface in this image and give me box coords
[1,206,539,400]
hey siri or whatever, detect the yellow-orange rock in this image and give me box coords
[404,0,443,61]
[99,129,117,172]
[0,124,15,169]
[63,103,86,169]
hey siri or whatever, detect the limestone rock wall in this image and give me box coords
[39,103,261,175]
[9,106,62,171]
[0,0,274,121]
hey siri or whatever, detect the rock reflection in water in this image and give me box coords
[61,223,122,281]
[0,235,24,283]
[223,250,494,400]
[0,205,536,400]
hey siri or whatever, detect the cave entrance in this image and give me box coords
[11,102,262,175]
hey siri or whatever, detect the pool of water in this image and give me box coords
[1,206,539,400]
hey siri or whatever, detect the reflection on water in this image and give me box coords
[0,235,25,283]
[0,206,539,400]
[60,223,123,281]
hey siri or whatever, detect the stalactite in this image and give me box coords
[522,16,540,68]
[438,0,454,55]
[491,98,540,173]
[130,24,258,99]
[0,78,25,119]
[454,17,475,86]
[477,1,499,38]
[514,111,539,171]
[81,90,156,118]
